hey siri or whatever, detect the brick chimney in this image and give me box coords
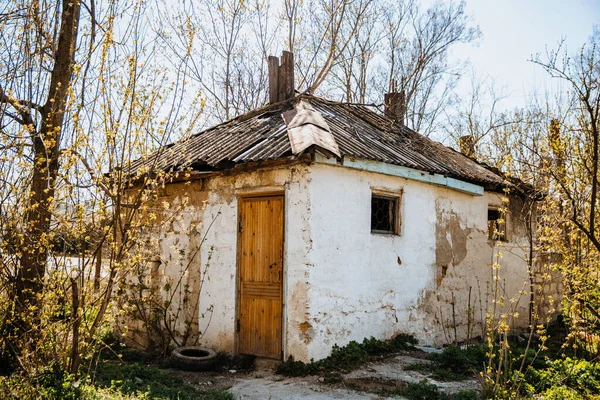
[268,51,295,104]
[384,90,406,125]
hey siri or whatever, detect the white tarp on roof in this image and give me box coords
[282,100,341,158]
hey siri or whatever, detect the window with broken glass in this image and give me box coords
[488,208,506,241]
[371,194,399,234]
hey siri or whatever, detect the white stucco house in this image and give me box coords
[123,54,547,362]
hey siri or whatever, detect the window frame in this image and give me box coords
[370,189,402,235]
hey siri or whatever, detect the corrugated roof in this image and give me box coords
[126,94,520,193]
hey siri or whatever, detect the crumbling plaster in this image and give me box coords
[143,160,534,362]
[302,162,533,361]
[144,165,314,359]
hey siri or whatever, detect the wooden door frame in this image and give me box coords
[235,190,285,359]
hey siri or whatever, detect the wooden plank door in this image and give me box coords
[238,195,284,359]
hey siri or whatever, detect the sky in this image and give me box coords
[454,0,600,110]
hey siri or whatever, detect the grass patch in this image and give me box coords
[0,362,233,400]
[406,344,486,381]
[276,333,418,376]
[92,362,232,399]
[396,379,478,400]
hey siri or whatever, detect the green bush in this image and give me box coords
[0,368,81,399]
[407,344,487,381]
[276,333,417,376]
[320,341,369,370]
[398,379,478,400]
[276,356,319,376]
[526,357,600,397]
[539,386,583,400]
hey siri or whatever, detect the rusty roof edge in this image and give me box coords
[308,98,501,188]
[192,98,294,136]
[124,100,294,175]
[120,93,536,199]
[321,96,533,196]
[123,155,312,188]
[442,145,538,197]
[334,155,536,198]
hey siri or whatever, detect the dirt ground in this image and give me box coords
[167,349,481,399]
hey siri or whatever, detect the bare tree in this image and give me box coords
[284,0,301,53]
[444,71,529,156]
[295,0,479,137]
[160,0,479,140]
[162,0,282,123]
[382,0,480,136]
[294,0,374,94]
[328,1,386,103]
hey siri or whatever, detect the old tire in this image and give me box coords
[170,347,217,372]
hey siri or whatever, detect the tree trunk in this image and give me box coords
[16,0,81,313]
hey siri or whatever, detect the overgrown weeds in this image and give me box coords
[92,362,232,399]
[0,362,233,400]
[396,379,478,400]
[407,344,487,381]
[276,333,417,377]
[474,329,600,398]
[506,357,600,399]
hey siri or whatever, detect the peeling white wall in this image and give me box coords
[144,165,313,357]
[301,162,533,361]
[142,160,533,362]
